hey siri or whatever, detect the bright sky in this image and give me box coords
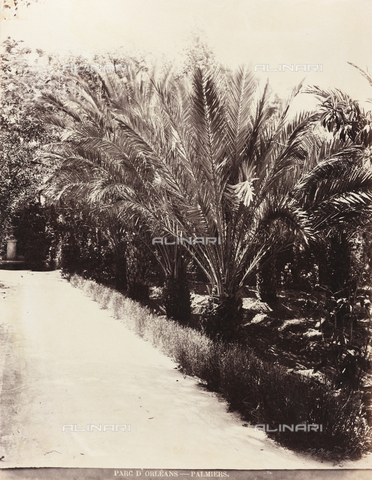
[1,0,372,110]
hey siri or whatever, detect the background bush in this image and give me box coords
[12,201,59,270]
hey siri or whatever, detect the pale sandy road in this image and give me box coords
[0,269,369,470]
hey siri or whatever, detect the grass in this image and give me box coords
[70,274,371,463]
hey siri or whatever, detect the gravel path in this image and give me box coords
[0,270,369,469]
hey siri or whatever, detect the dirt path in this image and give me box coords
[0,270,370,469]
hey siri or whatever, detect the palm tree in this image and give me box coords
[38,63,193,318]
[304,72,372,332]
[38,62,372,339]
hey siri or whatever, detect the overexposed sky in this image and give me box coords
[1,0,372,109]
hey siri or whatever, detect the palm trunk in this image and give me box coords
[125,239,150,301]
[163,254,191,324]
[202,290,243,342]
[257,254,278,304]
[114,242,127,291]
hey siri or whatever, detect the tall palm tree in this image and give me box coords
[38,63,193,318]
[38,62,372,338]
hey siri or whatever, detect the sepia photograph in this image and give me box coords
[0,1,371,479]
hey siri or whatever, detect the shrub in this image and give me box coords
[13,202,59,270]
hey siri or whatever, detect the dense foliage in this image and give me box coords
[1,38,371,460]
[36,59,372,337]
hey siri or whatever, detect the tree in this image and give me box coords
[305,68,372,295]
[12,200,59,270]
[38,60,193,319]
[306,64,372,146]
[0,37,65,249]
[38,61,372,339]
[304,68,372,367]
